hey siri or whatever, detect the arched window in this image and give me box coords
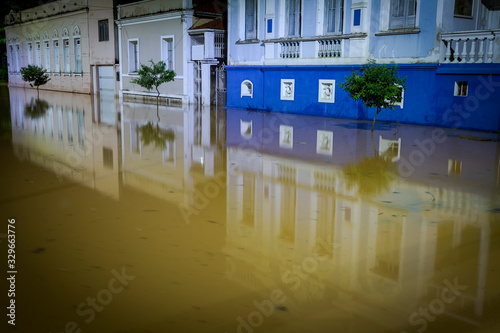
[241,80,253,98]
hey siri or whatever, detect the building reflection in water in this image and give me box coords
[7,87,500,332]
[225,108,500,332]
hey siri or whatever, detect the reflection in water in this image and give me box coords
[139,122,175,149]
[24,97,49,119]
[2,86,500,333]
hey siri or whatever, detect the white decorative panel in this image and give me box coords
[280,79,295,101]
[318,79,335,103]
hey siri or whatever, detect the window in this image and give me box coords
[128,40,139,73]
[241,80,253,98]
[161,37,174,70]
[325,0,343,34]
[35,42,41,66]
[15,45,20,72]
[44,41,50,70]
[454,81,468,96]
[8,45,14,72]
[245,0,257,39]
[53,40,60,73]
[390,0,416,29]
[63,39,70,73]
[454,0,473,17]
[27,42,33,65]
[286,0,301,37]
[99,19,109,41]
[74,38,82,73]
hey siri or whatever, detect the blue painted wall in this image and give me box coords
[227,64,500,132]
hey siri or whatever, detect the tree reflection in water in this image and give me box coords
[139,122,175,149]
[344,154,396,197]
[24,97,49,119]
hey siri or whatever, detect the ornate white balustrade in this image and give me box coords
[280,41,300,58]
[441,30,498,64]
[318,39,342,58]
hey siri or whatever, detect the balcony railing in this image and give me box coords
[441,30,498,63]
[280,41,300,58]
[318,39,342,58]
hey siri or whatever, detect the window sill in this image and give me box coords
[236,39,260,44]
[375,28,421,36]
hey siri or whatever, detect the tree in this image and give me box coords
[20,64,50,98]
[130,60,175,108]
[339,59,407,131]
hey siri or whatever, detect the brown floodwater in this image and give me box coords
[0,85,499,333]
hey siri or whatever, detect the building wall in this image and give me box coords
[4,0,115,94]
[119,18,185,97]
[226,0,500,132]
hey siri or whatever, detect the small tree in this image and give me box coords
[20,64,50,98]
[130,60,175,108]
[339,60,407,131]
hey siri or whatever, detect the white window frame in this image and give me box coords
[161,36,174,70]
[8,45,15,72]
[63,37,70,73]
[53,39,60,73]
[245,0,258,40]
[27,42,33,65]
[281,79,295,101]
[43,40,50,71]
[241,80,253,98]
[454,81,468,97]
[74,37,82,73]
[318,79,335,103]
[35,41,42,66]
[128,39,139,73]
[323,0,344,35]
[379,0,420,31]
[15,45,21,71]
[284,0,302,37]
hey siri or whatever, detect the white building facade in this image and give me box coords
[4,0,116,95]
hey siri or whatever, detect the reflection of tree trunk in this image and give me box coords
[371,130,377,156]
[371,107,381,132]
[156,86,160,121]
[37,86,39,99]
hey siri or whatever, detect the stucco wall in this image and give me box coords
[120,18,185,97]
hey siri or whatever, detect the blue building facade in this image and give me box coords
[226,0,500,131]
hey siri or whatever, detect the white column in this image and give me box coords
[201,63,211,106]
[204,31,215,59]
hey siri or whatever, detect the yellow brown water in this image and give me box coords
[0,86,499,333]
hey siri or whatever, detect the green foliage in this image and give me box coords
[339,60,407,130]
[20,65,50,90]
[130,60,175,101]
[0,64,8,82]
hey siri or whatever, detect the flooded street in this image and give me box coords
[0,85,499,333]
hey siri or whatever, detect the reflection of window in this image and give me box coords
[448,159,462,175]
[103,147,113,169]
[317,130,333,155]
[66,109,74,146]
[128,40,139,73]
[240,120,252,138]
[379,136,401,162]
[325,0,344,34]
[242,173,255,227]
[373,218,402,281]
[390,0,416,29]
[77,111,85,149]
[286,0,301,36]
[279,125,293,149]
[98,19,109,41]
[454,81,468,96]
[245,0,257,39]
[454,0,473,17]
